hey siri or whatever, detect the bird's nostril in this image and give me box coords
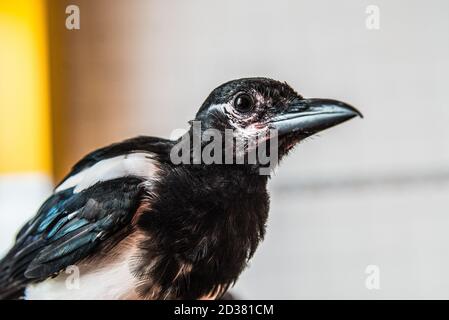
[288,98,308,111]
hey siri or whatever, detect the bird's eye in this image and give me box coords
[233,93,254,113]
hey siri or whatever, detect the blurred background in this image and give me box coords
[1,0,449,299]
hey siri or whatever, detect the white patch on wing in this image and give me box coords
[55,153,158,193]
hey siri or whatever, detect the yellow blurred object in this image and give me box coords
[0,0,51,175]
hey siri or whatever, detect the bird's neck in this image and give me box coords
[136,163,269,298]
[153,163,269,239]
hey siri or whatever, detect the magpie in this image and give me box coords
[0,77,362,300]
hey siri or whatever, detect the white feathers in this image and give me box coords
[24,252,138,300]
[55,153,158,194]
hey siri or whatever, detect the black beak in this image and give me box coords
[270,98,363,137]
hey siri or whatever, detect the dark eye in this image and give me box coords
[233,93,254,113]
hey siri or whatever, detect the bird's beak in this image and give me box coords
[269,98,363,137]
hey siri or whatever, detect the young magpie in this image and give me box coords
[0,77,361,299]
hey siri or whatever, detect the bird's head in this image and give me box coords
[175,78,362,173]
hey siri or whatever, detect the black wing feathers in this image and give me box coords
[27,178,142,279]
[0,178,144,299]
[0,136,170,299]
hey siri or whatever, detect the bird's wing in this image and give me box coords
[0,136,170,299]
